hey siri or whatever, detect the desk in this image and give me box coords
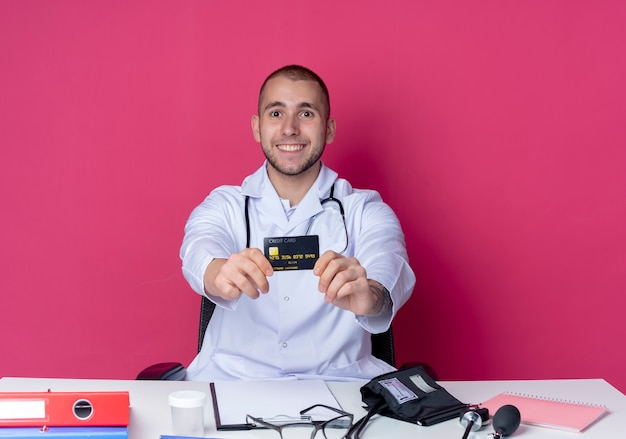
[1,377,624,438]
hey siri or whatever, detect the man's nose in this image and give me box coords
[281,115,299,136]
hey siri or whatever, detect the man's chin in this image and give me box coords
[267,160,320,178]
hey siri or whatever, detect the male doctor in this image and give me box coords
[180,65,415,381]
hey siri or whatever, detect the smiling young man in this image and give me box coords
[180,65,415,381]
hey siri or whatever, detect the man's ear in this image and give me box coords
[251,115,261,142]
[325,117,336,144]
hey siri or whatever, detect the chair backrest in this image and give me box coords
[370,324,395,367]
[198,296,396,367]
[198,296,217,353]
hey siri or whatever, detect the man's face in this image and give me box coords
[252,76,335,179]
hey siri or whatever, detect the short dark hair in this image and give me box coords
[258,65,331,117]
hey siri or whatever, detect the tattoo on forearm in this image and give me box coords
[369,282,392,316]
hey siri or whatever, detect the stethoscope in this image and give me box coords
[244,184,349,254]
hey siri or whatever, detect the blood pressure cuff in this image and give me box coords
[360,365,468,426]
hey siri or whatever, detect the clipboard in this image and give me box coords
[209,380,343,431]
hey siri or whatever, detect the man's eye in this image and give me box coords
[270,111,281,117]
[301,111,313,118]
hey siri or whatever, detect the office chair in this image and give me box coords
[137,296,397,380]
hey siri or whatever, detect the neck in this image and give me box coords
[267,162,321,206]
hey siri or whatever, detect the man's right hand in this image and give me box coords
[203,248,274,300]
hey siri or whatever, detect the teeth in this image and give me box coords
[277,144,304,152]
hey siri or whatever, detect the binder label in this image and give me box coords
[0,400,45,420]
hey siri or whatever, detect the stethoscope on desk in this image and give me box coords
[244,183,349,254]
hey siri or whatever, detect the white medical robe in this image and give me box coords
[180,163,415,381]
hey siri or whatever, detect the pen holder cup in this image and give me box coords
[168,390,207,436]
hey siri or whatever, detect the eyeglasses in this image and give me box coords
[246,404,353,439]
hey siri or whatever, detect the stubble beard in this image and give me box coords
[264,143,325,177]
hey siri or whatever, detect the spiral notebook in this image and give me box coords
[481,392,607,432]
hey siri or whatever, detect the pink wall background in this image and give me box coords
[1,1,625,392]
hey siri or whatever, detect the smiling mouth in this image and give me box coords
[276,143,305,152]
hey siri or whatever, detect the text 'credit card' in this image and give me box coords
[263,235,319,271]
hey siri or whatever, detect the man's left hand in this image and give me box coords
[314,251,390,316]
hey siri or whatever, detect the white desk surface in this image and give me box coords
[1,377,624,438]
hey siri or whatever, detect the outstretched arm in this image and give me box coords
[204,248,274,300]
[314,250,392,316]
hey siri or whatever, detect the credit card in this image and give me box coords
[263,235,319,271]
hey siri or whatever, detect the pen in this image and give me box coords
[217,423,255,430]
